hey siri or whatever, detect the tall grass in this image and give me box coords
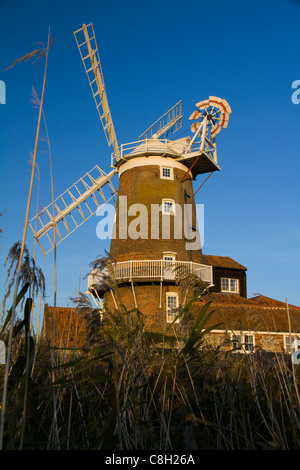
[0,258,299,449]
[0,28,53,449]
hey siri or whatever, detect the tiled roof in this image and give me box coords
[202,255,247,271]
[248,295,298,308]
[194,293,300,333]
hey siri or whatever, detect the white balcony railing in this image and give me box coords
[111,137,217,167]
[88,259,213,290]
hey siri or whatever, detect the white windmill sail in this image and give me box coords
[73,23,119,156]
[29,23,121,256]
[29,166,117,255]
[138,100,182,141]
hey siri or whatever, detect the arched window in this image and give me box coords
[162,199,176,215]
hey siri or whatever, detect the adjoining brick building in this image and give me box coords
[44,253,300,355]
[193,291,300,354]
[193,255,300,354]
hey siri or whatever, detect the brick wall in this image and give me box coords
[43,300,292,354]
[43,304,87,349]
[203,331,285,353]
[110,160,203,264]
[103,282,186,334]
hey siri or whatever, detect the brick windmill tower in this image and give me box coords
[30,23,231,334]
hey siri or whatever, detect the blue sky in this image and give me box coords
[1,0,300,326]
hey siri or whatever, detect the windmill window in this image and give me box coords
[166,293,179,323]
[161,167,173,180]
[162,199,176,215]
[163,254,175,266]
[221,278,239,293]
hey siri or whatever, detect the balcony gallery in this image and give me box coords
[88,259,213,292]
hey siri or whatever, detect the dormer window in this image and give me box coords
[162,199,176,215]
[221,278,239,293]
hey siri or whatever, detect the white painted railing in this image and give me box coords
[110,137,216,166]
[88,260,213,289]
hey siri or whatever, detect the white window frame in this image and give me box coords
[231,333,255,353]
[160,166,174,180]
[163,254,176,280]
[162,199,176,215]
[166,292,179,323]
[284,335,300,354]
[163,254,176,265]
[221,277,240,293]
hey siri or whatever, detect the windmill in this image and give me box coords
[29,23,231,331]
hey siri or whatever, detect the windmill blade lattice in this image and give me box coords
[189,96,231,139]
[28,166,117,255]
[74,23,119,156]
